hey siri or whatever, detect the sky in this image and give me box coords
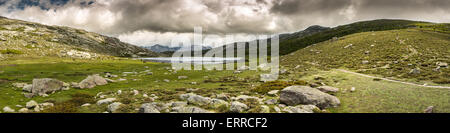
[1,0,449,47]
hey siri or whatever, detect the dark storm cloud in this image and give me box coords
[0,0,449,46]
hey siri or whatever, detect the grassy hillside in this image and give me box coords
[0,16,159,60]
[281,28,450,84]
[279,19,423,55]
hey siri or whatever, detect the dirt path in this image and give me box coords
[337,69,450,89]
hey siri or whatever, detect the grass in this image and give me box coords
[0,57,263,112]
[282,28,450,84]
[298,69,450,113]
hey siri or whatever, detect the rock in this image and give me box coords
[105,78,116,83]
[139,103,160,113]
[97,98,116,105]
[234,95,260,102]
[267,90,279,96]
[259,105,270,113]
[280,86,340,109]
[3,106,15,113]
[178,76,188,79]
[316,86,339,93]
[31,78,64,96]
[283,105,319,113]
[424,106,434,113]
[409,68,421,75]
[216,93,230,101]
[143,94,148,98]
[22,84,33,92]
[26,100,39,109]
[210,99,229,108]
[264,99,277,105]
[163,79,170,82]
[149,102,170,112]
[173,106,212,113]
[233,71,242,74]
[344,44,353,49]
[107,102,123,113]
[180,93,212,106]
[133,90,139,95]
[81,103,91,107]
[18,108,29,113]
[437,62,448,68]
[23,93,34,98]
[230,101,248,113]
[362,60,369,64]
[274,107,281,113]
[117,90,122,95]
[191,82,197,85]
[71,82,80,88]
[146,72,153,75]
[350,87,356,92]
[12,83,28,88]
[170,101,188,107]
[79,75,108,89]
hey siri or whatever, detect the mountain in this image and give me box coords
[142,44,212,53]
[0,16,160,59]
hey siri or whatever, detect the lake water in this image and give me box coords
[140,57,244,64]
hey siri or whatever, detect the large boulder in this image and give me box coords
[79,75,108,89]
[280,86,340,109]
[31,78,64,96]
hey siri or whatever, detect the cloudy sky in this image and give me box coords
[1,0,449,46]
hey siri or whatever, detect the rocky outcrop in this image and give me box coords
[30,78,64,96]
[280,86,340,109]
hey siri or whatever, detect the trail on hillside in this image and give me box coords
[337,69,450,89]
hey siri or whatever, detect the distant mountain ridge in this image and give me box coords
[142,44,212,53]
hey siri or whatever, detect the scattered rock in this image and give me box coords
[107,102,123,113]
[178,76,188,79]
[18,108,29,113]
[26,100,39,109]
[234,95,260,102]
[117,90,122,95]
[437,62,448,68]
[79,75,108,89]
[283,105,319,113]
[81,103,91,107]
[216,93,230,101]
[180,93,212,106]
[274,107,281,113]
[362,60,369,64]
[133,90,139,95]
[163,79,170,82]
[173,106,212,113]
[344,44,353,49]
[22,84,32,92]
[409,68,421,75]
[233,71,242,74]
[424,106,434,113]
[259,105,271,113]
[267,90,279,96]
[12,83,28,88]
[170,101,188,107]
[3,106,15,113]
[264,99,277,105]
[97,98,116,105]
[350,87,356,92]
[280,86,340,109]
[230,101,248,113]
[139,103,160,113]
[316,86,339,93]
[210,99,229,108]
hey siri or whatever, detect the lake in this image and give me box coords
[140,57,244,64]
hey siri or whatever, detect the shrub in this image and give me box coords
[41,102,79,113]
[68,93,95,106]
